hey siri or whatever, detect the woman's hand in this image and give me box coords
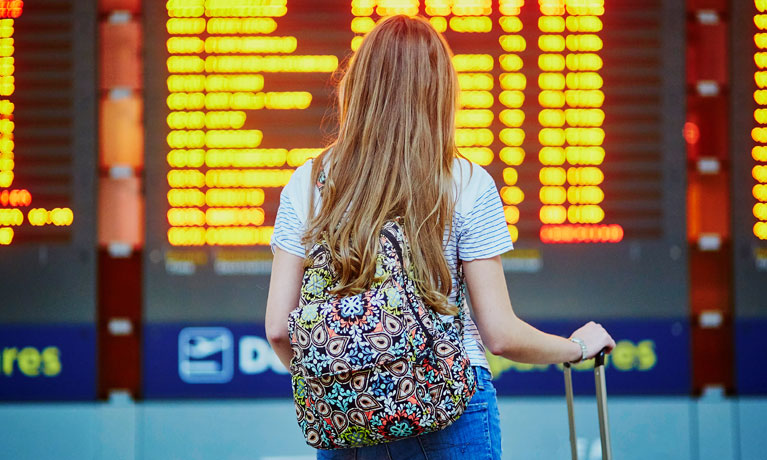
[569,321,616,361]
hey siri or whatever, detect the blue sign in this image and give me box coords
[144,323,292,398]
[488,319,691,395]
[144,319,690,398]
[0,324,96,400]
[736,318,767,394]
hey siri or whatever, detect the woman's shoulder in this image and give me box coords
[283,159,315,196]
[452,157,497,200]
[293,159,316,181]
[277,159,318,225]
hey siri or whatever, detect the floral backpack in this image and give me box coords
[287,219,477,449]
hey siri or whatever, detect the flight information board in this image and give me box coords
[0,0,97,400]
[733,0,767,318]
[0,1,75,246]
[144,0,687,324]
[0,0,96,322]
[732,0,767,394]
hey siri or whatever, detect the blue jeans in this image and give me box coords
[316,367,502,460]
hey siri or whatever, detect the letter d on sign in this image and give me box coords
[239,336,288,374]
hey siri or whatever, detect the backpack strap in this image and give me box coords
[447,256,468,340]
[454,261,467,319]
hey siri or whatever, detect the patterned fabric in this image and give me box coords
[288,220,477,450]
[316,367,502,460]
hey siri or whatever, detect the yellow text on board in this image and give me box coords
[1,346,62,377]
[487,339,657,378]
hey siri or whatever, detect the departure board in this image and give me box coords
[733,0,767,317]
[0,2,76,246]
[733,0,767,393]
[0,0,96,323]
[144,0,687,323]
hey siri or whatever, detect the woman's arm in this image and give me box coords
[464,255,615,364]
[265,247,305,369]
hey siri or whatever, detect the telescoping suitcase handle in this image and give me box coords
[563,349,612,460]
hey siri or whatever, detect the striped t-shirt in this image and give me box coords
[271,157,514,371]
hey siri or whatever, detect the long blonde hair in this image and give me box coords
[304,15,460,316]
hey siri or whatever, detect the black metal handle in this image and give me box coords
[595,348,607,367]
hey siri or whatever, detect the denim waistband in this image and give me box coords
[473,366,492,391]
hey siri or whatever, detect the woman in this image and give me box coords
[265,15,615,460]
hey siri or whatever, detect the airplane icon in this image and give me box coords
[178,327,234,384]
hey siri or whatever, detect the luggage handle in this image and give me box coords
[563,348,612,460]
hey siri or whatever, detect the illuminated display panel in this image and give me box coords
[0,2,74,246]
[732,0,767,394]
[753,1,767,241]
[163,0,337,249]
[0,0,96,323]
[732,0,767,320]
[144,0,686,322]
